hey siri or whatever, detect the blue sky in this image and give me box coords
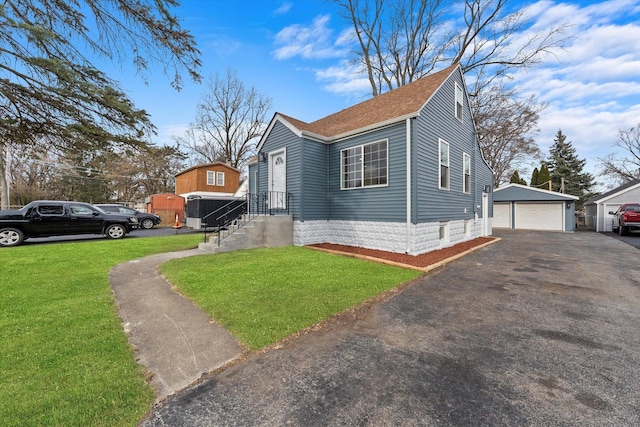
[108,0,640,189]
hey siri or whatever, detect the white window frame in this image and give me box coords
[341,139,389,190]
[463,153,471,194]
[216,171,225,186]
[206,170,215,186]
[455,82,464,122]
[439,222,449,242]
[439,139,450,190]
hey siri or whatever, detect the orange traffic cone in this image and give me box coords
[172,214,182,233]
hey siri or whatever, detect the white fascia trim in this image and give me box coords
[494,183,579,200]
[595,182,640,204]
[256,114,303,152]
[301,112,419,144]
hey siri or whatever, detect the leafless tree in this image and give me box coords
[334,0,569,187]
[175,69,272,170]
[334,0,568,96]
[473,85,543,187]
[599,124,640,184]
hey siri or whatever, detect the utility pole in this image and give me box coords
[560,177,565,193]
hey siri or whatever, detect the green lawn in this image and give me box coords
[0,234,203,427]
[1,237,421,426]
[161,246,422,350]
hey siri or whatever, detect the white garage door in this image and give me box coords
[515,202,564,231]
[493,203,511,228]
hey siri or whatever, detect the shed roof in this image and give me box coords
[493,184,579,202]
[175,162,240,177]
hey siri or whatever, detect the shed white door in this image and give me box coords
[493,203,511,228]
[515,202,564,231]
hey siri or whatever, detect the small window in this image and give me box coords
[439,222,449,242]
[455,82,464,122]
[439,139,449,190]
[463,153,471,194]
[207,170,215,186]
[341,140,388,190]
[216,171,225,186]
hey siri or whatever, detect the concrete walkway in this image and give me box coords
[109,249,244,402]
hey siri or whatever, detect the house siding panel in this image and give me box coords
[257,121,302,219]
[300,139,328,221]
[414,69,490,223]
[327,122,407,222]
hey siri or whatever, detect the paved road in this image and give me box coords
[143,229,640,426]
[606,229,640,250]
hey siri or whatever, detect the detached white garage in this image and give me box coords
[584,179,640,232]
[493,184,578,231]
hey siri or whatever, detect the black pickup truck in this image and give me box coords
[0,200,139,247]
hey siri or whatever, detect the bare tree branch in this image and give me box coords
[175,69,272,171]
[598,124,640,184]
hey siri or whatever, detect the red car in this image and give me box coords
[610,203,640,236]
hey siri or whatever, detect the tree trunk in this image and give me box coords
[0,143,9,209]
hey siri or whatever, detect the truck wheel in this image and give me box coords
[619,225,628,236]
[140,218,155,229]
[0,227,25,247]
[106,224,126,239]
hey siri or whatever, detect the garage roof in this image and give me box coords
[494,184,579,202]
[585,179,640,205]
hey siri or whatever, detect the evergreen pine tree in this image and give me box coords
[538,164,551,190]
[530,167,540,187]
[547,130,597,210]
[509,171,527,185]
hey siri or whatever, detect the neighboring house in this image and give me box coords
[175,162,241,199]
[248,64,493,255]
[585,179,640,232]
[493,184,578,231]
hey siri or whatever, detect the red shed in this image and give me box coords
[146,193,186,226]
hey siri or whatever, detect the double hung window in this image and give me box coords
[455,82,464,122]
[463,153,471,194]
[341,140,388,189]
[439,140,449,190]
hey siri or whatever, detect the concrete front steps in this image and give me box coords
[198,215,293,254]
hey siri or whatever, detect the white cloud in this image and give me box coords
[503,0,640,179]
[272,2,292,15]
[315,62,371,98]
[273,15,349,60]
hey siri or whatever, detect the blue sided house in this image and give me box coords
[248,64,494,255]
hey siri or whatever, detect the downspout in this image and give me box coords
[406,118,412,254]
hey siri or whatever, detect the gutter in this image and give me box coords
[406,118,412,254]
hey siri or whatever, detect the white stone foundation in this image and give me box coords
[295,218,489,256]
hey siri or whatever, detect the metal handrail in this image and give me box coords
[202,191,291,246]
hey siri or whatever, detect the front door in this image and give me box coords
[269,149,286,209]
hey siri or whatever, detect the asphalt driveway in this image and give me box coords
[144,230,640,426]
